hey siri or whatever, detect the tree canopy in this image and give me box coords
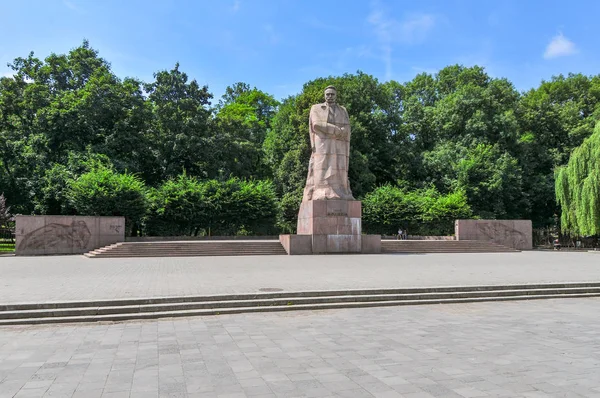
[1,41,599,236]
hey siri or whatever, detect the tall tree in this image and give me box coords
[555,122,600,236]
[518,73,600,226]
[214,83,279,178]
[144,63,214,181]
[0,41,155,213]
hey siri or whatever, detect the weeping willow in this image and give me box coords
[555,122,600,236]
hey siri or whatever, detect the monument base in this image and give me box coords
[278,234,381,255]
[279,199,381,254]
[299,199,361,253]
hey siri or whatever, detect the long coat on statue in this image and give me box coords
[302,102,355,201]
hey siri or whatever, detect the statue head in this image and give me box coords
[324,85,337,104]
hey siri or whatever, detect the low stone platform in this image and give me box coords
[2,251,600,305]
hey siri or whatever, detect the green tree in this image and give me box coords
[518,73,600,227]
[146,176,278,236]
[214,83,279,178]
[32,151,113,215]
[144,63,215,180]
[422,142,527,219]
[0,61,49,213]
[67,167,148,234]
[207,178,278,236]
[0,41,156,212]
[146,173,214,236]
[555,122,600,236]
[362,184,472,235]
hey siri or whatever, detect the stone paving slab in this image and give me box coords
[1,298,599,397]
[1,252,600,304]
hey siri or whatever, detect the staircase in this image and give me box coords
[86,239,517,257]
[382,239,518,253]
[85,240,287,258]
[1,282,599,325]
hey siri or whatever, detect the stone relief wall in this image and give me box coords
[16,216,125,255]
[455,219,532,250]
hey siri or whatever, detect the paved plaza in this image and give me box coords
[1,298,599,397]
[1,251,600,304]
[1,251,600,397]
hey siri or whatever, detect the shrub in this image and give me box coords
[67,167,148,234]
[146,175,278,236]
[362,184,472,235]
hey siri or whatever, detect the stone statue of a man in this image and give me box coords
[302,85,355,201]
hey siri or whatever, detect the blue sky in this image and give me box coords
[2,0,599,101]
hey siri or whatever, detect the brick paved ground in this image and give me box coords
[1,251,600,304]
[1,298,599,397]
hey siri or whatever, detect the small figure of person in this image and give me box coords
[553,239,561,251]
[397,228,403,240]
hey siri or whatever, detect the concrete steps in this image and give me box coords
[86,239,517,257]
[85,240,288,258]
[382,239,518,253]
[2,282,599,325]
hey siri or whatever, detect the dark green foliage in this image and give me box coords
[146,175,278,236]
[67,167,148,232]
[423,142,527,219]
[32,151,113,215]
[362,184,472,235]
[144,63,215,181]
[277,188,303,234]
[145,173,209,236]
[212,178,278,235]
[213,83,279,179]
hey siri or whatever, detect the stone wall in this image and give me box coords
[455,219,532,250]
[16,216,125,255]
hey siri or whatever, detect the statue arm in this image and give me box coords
[309,106,350,141]
[311,121,349,142]
[312,121,343,135]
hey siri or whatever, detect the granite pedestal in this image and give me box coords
[280,200,381,254]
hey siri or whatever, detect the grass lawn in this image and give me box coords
[0,242,15,253]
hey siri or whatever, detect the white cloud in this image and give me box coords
[231,0,241,13]
[367,1,436,80]
[544,33,577,59]
[2,71,15,79]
